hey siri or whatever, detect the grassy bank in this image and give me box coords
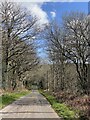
[0,90,30,109]
[40,90,78,120]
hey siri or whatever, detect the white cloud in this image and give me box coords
[50,11,56,18]
[22,3,49,28]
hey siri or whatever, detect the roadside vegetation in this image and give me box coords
[0,90,30,109]
[40,90,78,120]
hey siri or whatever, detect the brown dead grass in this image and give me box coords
[54,91,90,117]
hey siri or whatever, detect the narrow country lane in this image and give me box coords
[0,90,59,119]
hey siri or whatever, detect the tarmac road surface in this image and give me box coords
[0,90,59,119]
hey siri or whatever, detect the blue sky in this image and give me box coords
[23,2,88,62]
[36,2,88,62]
[42,2,88,22]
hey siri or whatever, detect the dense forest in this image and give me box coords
[0,1,90,120]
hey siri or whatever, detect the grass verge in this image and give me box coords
[40,90,78,120]
[0,90,30,109]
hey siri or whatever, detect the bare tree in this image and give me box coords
[1,1,40,90]
[45,22,67,92]
[45,12,90,94]
[63,13,90,94]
